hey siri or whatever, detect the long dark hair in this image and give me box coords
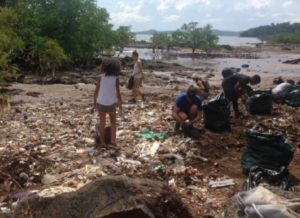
[100,58,121,76]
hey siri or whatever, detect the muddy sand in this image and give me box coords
[1,47,300,217]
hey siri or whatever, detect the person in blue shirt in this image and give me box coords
[172,86,202,132]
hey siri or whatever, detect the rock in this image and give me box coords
[221,44,234,51]
[273,76,284,85]
[26,92,42,98]
[283,58,300,64]
[286,79,295,85]
[241,64,249,68]
[41,174,62,185]
[14,176,192,218]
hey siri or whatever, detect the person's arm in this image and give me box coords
[94,76,101,107]
[191,111,202,124]
[201,79,210,92]
[137,61,143,74]
[234,82,243,95]
[116,78,122,107]
[190,98,202,125]
[195,79,204,89]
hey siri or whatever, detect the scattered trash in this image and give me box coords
[235,186,300,218]
[209,179,235,188]
[139,128,167,139]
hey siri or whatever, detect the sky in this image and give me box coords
[97,0,300,32]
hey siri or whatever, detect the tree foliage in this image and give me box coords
[15,0,112,61]
[114,26,135,55]
[263,33,300,44]
[151,32,173,51]
[38,39,67,78]
[0,0,136,79]
[0,7,23,85]
[241,22,300,38]
[173,22,219,53]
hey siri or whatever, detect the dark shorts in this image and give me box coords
[97,104,116,113]
[224,91,237,101]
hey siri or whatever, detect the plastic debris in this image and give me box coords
[208,179,235,188]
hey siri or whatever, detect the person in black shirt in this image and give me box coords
[222,74,261,117]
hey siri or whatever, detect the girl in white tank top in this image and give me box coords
[94,58,122,146]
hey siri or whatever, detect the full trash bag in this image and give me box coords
[241,130,294,175]
[247,91,273,115]
[285,89,300,107]
[203,94,231,131]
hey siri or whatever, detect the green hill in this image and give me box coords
[241,22,300,38]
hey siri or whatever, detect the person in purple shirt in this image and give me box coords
[172,86,202,132]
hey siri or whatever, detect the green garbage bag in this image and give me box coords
[285,89,300,107]
[247,91,273,115]
[203,94,231,131]
[241,130,294,175]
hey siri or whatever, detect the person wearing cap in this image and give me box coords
[172,86,203,132]
[191,73,210,99]
[222,74,261,117]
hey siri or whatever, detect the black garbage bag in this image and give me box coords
[241,130,294,175]
[203,94,231,131]
[285,89,300,107]
[243,166,293,191]
[247,91,273,115]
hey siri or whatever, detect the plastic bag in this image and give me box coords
[241,130,294,175]
[244,166,293,191]
[203,94,231,131]
[248,91,273,115]
[139,128,167,140]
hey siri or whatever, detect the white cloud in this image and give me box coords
[282,0,293,7]
[157,0,211,11]
[254,12,266,18]
[111,0,151,24]
[164,15,180,22]
[271,13,281,18]
[233,0,271,11]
